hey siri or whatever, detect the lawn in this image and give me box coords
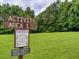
[0,32,79,59]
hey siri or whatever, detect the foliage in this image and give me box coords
[36,0,79,32]
[1,0,79,33]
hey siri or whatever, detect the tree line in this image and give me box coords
[0,0,79,34]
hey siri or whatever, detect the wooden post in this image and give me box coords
[18,47,23,59]
[18,55,23,59]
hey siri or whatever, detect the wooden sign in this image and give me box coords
[15,30,29,48]
[3,15,37,30]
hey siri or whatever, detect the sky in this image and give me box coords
[0,0,71,16]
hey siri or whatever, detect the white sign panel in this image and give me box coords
[15,30,29,47]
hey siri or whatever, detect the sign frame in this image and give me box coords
[14,29,30,48]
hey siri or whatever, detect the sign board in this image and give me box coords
[3,14,37,30]
[11,47,30,56]
[15,30,29,48]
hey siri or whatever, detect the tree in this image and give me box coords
[25,7,35,18]
[36,0,60,32]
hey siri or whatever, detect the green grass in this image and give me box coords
[1,32,79,59]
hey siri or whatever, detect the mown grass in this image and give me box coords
[0,32,79,59]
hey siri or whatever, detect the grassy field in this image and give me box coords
[0,32,79,59]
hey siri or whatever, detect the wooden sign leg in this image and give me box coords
[18,55,23,59]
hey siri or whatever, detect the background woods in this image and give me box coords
[0,0,79,34]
